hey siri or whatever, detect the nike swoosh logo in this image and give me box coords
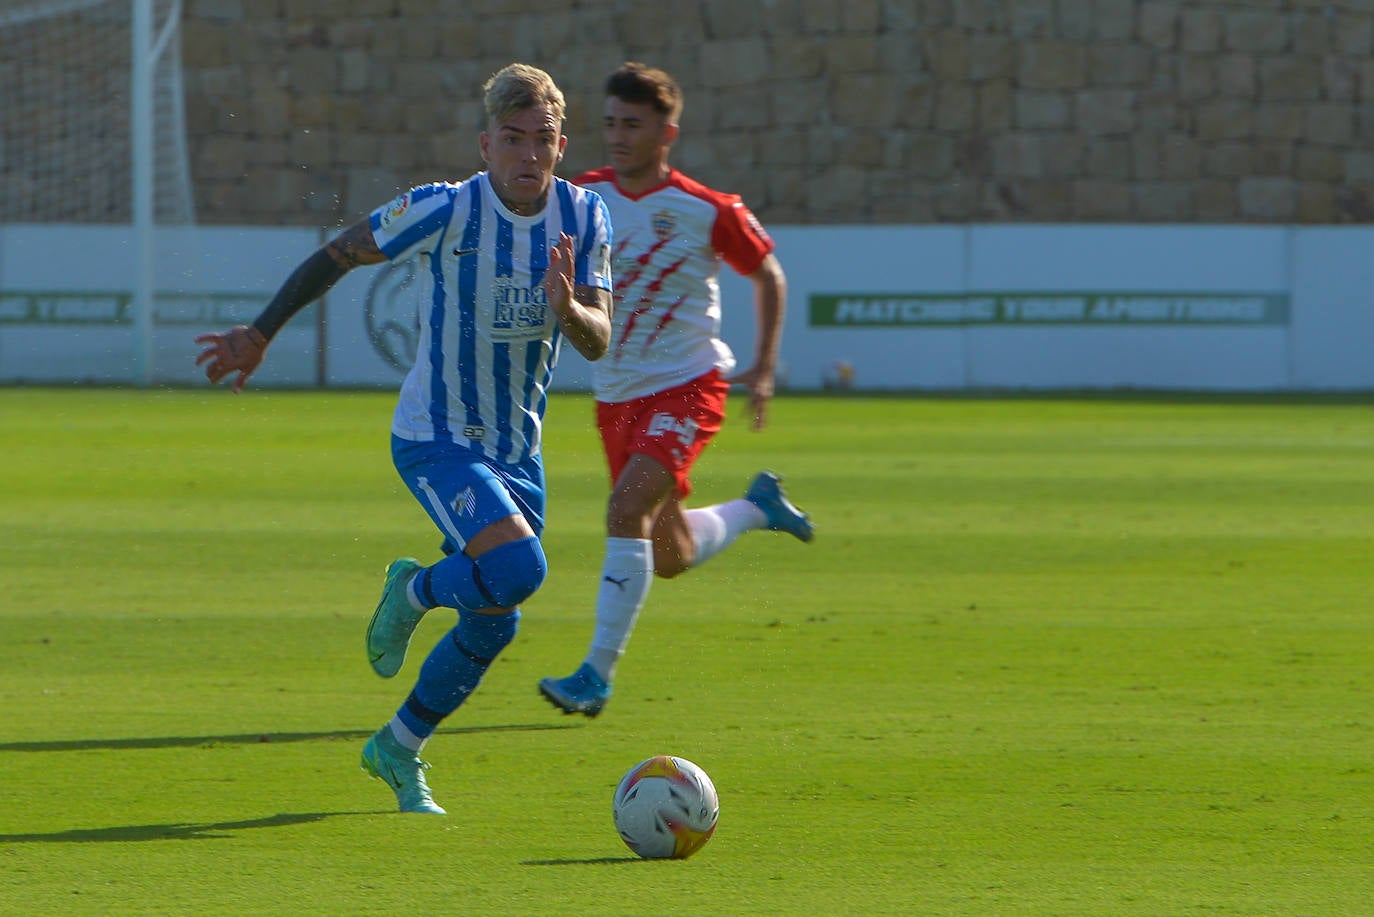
[382,762,402,789]
[453,247,478,257]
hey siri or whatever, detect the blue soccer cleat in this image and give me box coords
[745,471,814,543]
[539,663,611,718]
[360,728,446,815]
[366,558,427,678]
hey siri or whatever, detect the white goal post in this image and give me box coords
[0,0,194,386]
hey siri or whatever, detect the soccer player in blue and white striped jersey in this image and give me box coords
[196,63,613,814]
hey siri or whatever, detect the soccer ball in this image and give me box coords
[612,755,719,859]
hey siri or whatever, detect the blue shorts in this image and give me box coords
[391,435,546,555]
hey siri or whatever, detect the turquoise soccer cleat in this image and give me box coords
[360,729,446,815]
[744,471,814,543]
[366,558,426,678]
[538,663,611,718]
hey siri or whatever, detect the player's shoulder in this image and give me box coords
[665,169,743,210]
[555,175,610,216]
[572,166,617,187]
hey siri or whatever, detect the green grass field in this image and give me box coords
[1,387,1372,915]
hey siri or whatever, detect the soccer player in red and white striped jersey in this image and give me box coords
[539,62,814,718]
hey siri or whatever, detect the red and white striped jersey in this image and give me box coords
[574,167,774,403]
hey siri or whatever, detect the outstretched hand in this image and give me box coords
[194,324,268,393]
[728,366,776,432]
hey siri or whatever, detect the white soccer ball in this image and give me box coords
[612,755,719,859]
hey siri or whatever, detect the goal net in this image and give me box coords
[0,0,195,225]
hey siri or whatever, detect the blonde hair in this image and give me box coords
[483,63,566,125]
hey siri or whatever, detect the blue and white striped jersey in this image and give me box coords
[370,173,613,464]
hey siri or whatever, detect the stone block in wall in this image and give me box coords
[699,38,771,87]
[1161,133,1202,179]
[772,37,827,80]
[1139,2,1180,50]
[805,165,868,220]
[926,29,968,81]
[1040,133,1088,179]
[1258,57,1323,102]
[1088,42,1152,87]
[934,85,977,132]
[1237,177,1298,220]
[1019,42,1088,90]
[799,0,844,34]
[1014,91,1071,130]
[1087,139,1131,179]
[990,133,1042,178]
[1077,89,1136,135]
[1180,7,1223,52]
[195,136,250,181]
[1132,180,1194,220]
[1011,0,1055,39]
[1071,181,1126,219]
[1194,100,1252,141]
[953,0,1010,33]
[1305,104,1355,145]
[932,179,978,222]
[968,35,1018,81]
[773,79,831,129]
[1136,89,1181,133]
[1094,0,1136,41]
[1335,14,1374,56]
[1251,104,1304,141]
[1224,10,1288,53]
[1343,151,1374,185]
[1196,179,1237,221]
[345,167,407,216]
[1057,0,1095,42]
[901,80,937,129]
[1293,11,1333,56]
[1176,55,1216,100]
[841,0,883,32]
[1322,57,1358,102]
[1296,147,1343,183]
[977,79,1013,131]
[1215,54,1256,97]
[909,134,957,179]
[824,35,883,74]
[1297,183,1336,223]
[1017,180,1075,219]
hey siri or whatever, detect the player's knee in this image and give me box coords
[472,536,547,608]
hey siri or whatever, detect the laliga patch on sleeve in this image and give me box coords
[379,192,411,232]
[595,243,612,287]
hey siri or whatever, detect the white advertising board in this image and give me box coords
[2,223,1372,392]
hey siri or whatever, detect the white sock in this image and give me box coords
[404,574,428,612]
[584,537,654,682]
[387,717,425,753]
[685,499,766,568]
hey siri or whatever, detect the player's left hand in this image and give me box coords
[728,366,775,431]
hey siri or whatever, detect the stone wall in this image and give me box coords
[180,0,1374,227]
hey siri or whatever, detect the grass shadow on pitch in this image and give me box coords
[0,811,373,844]
[0,722,579,754]
[522,856,649,867]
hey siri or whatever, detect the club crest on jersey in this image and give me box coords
[380,192,411,231]
[652,210,676,242]
[450,485,478,517]
[490,276,551,340]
